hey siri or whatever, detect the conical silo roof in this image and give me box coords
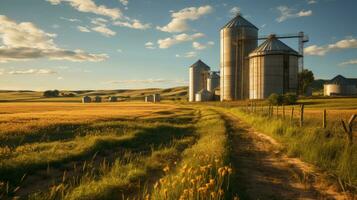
[249,35,299,57]
[189,59,210,71]
[221,13,258,30]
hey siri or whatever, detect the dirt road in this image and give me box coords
[220,111,352,200]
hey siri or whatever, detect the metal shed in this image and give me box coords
[220,13,258,101]
[248,34,299,99]
[324,75,357,96]
[189,60,210,102]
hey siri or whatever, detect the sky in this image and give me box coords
[0,0,356,90]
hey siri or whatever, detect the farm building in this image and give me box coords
[207,71,220,93]
[145,94,160,102]
[109,96,118,102]
[248,34,299,99]
[324,75,357,96]
[189,60,210,102]
[82,96,91,103]
[94,96,102,102]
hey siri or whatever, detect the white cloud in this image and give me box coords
[157,33,205,49]
[276,6,312,22]
[8,68,57,75]
[145,42,156,49]
[52,24,60,29]
[77,26,91,32]
[60,17,81,22]
[119,0,128,6]
[113,19,151,30]
[192,41,214,50]
[47,0,122,20]
[0,15,108,62]
[176,51,197,58]
[307,0,317,4]
[339,59,357,66]
[57,76,63,80]
[230,6,240,16]
[117,49,123,53]
[91,25,116,37]
[305,37,357,56]
[157,5,213,33]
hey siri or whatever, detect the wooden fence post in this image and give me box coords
[282,105,285,119]
[341,114,356,145]
[291,106,294,122]
[300,104,304,127]
[323,109,326,128]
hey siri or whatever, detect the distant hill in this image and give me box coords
[0,86,188,102]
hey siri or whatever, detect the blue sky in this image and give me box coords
[0,0,356,90]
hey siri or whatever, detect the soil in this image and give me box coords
[220,111,354,200]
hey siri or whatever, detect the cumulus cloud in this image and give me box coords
[0,15,108,62]
[339,59,357,66]
[192,41,214,50]
[305,37,357,56]
[157,5,213,33]
[176,51,197,58]
[77,26,91,32]
[8,68,57,75]
[157,33,205,49]
[60,16,81,22]
[47,0,122,20]
[113,19,151,30]
[119,0,128,6]
[57,76,63,80]
[230,6,240,16]
[145,42,156,49]
[91,25,116,37]
[276,6,312,22]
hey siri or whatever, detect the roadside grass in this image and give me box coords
[226,108,357,193]
[149,108,235,199]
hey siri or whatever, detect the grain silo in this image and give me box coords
[195,89,212,102]
[248,34,299,99]
[189,60,210,102]
[207,72,220,92]
[220,13,258,101]
[324,75,357,96]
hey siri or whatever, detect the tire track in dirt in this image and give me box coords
[219,111,351,200]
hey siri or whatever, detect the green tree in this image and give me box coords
[298,69,314,95]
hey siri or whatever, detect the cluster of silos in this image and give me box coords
[220,14,258,101]
[189,60,220,102]
[248,35,299,99]
[220,14,299,100]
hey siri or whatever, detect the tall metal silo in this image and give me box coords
[189,60,210,102]
[248,34,299,99]
[220,14,258,101]
[207,72,220,92]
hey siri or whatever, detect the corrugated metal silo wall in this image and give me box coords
[249,54,298,99]
[189,67,209,102]
[220,27,257,101]
[207,76,220,92]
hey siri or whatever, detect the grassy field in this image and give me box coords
[0,102,235,199]
[0,94,356,199]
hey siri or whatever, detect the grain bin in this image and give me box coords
[220,13,258,101]
[109,96,118,102]
[324,75,357,96]
[248,34,299,99]
[195,89,212,102]
[82,96,91,103]
[189,60,210,102]
[207,72,220,92]
[94,96,102,102]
